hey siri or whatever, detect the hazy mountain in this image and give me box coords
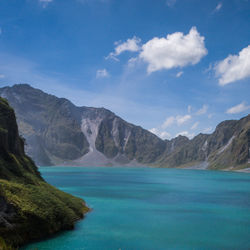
[0,97,89,248]
[0,84,249,170]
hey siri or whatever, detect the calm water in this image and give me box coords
[23,167,250,250]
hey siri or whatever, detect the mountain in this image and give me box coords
[0,84,249,171]
[0,84,165,166]
[157,115,250,170]
[0,97,89,248]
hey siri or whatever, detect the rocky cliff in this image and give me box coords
[0,97,89,248]
[0,84,165,166]
[0,84,249,170]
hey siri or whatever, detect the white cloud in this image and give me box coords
[208,114,213,119]
[191,121,199,130]
[0,74,5,79]
[203,127,212,133]
[162,116,175,128]
[96,69,109,78]
[187,105,192,113]
[215,45,250,85]
[139,27,207,73]
[149,128,171,139]
[213,2,222,13]
[176,71,183,77]
[176,115,191,125]
[226,102,250,114]
[162,114,191,128]
[196,105,208,115]
[107,36,141,61]
[175,131,194,139]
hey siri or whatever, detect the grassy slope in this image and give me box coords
[0,97,89,248]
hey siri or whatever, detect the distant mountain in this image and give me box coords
[0,84,249,170]
[0,97,89,248]
[157,115,250,170]
[0,84,165,166]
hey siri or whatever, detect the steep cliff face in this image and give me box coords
[157,115,250,170]
[0,97,89,248]
[0,84,249,170]
[0,84,165,166]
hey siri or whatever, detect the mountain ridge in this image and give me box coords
[0,84,249,171]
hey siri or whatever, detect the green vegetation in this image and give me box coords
[0,97,89,248]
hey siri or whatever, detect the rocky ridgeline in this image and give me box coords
[0,84,249,170]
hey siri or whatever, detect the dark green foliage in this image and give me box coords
[0,97,89,248]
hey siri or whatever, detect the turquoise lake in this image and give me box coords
[23,167,250,250]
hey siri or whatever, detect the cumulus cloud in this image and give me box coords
[149,128,171,139]
[191,122,199,130]
[96,69,109,78]
[139,27,207,73]
[196,105,208,115]
[215,45,250,85]
[106,36,141,61]
[226,102,250,114]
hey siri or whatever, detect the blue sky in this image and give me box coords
[0,0,249,139]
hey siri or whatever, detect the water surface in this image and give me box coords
[24,167,250,250]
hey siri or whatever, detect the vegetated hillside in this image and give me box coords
[0,97,89,248]
[0,84,249,170]
[0,84,165,166]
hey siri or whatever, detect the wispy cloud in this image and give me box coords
[176,71,183,77]
[196,105,208,115]
[162,114,191,129]
[215,45,250,85]
[39,0,53,8]
[226,102,250,114]
[166,0,176,7]
[149,128,171,139]
[203,127,212,133]
[175,131,194,139]
[213,2,223,13]
[96,69,109,78]
[106,36,141,61]
[176,115,191,125]
[191,121,199,130]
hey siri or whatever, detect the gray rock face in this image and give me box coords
[0,84,165,166]
[0,84,249,170]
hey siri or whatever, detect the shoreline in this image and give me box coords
[38,164,250,174]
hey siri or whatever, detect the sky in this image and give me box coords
[0,0,249,139]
